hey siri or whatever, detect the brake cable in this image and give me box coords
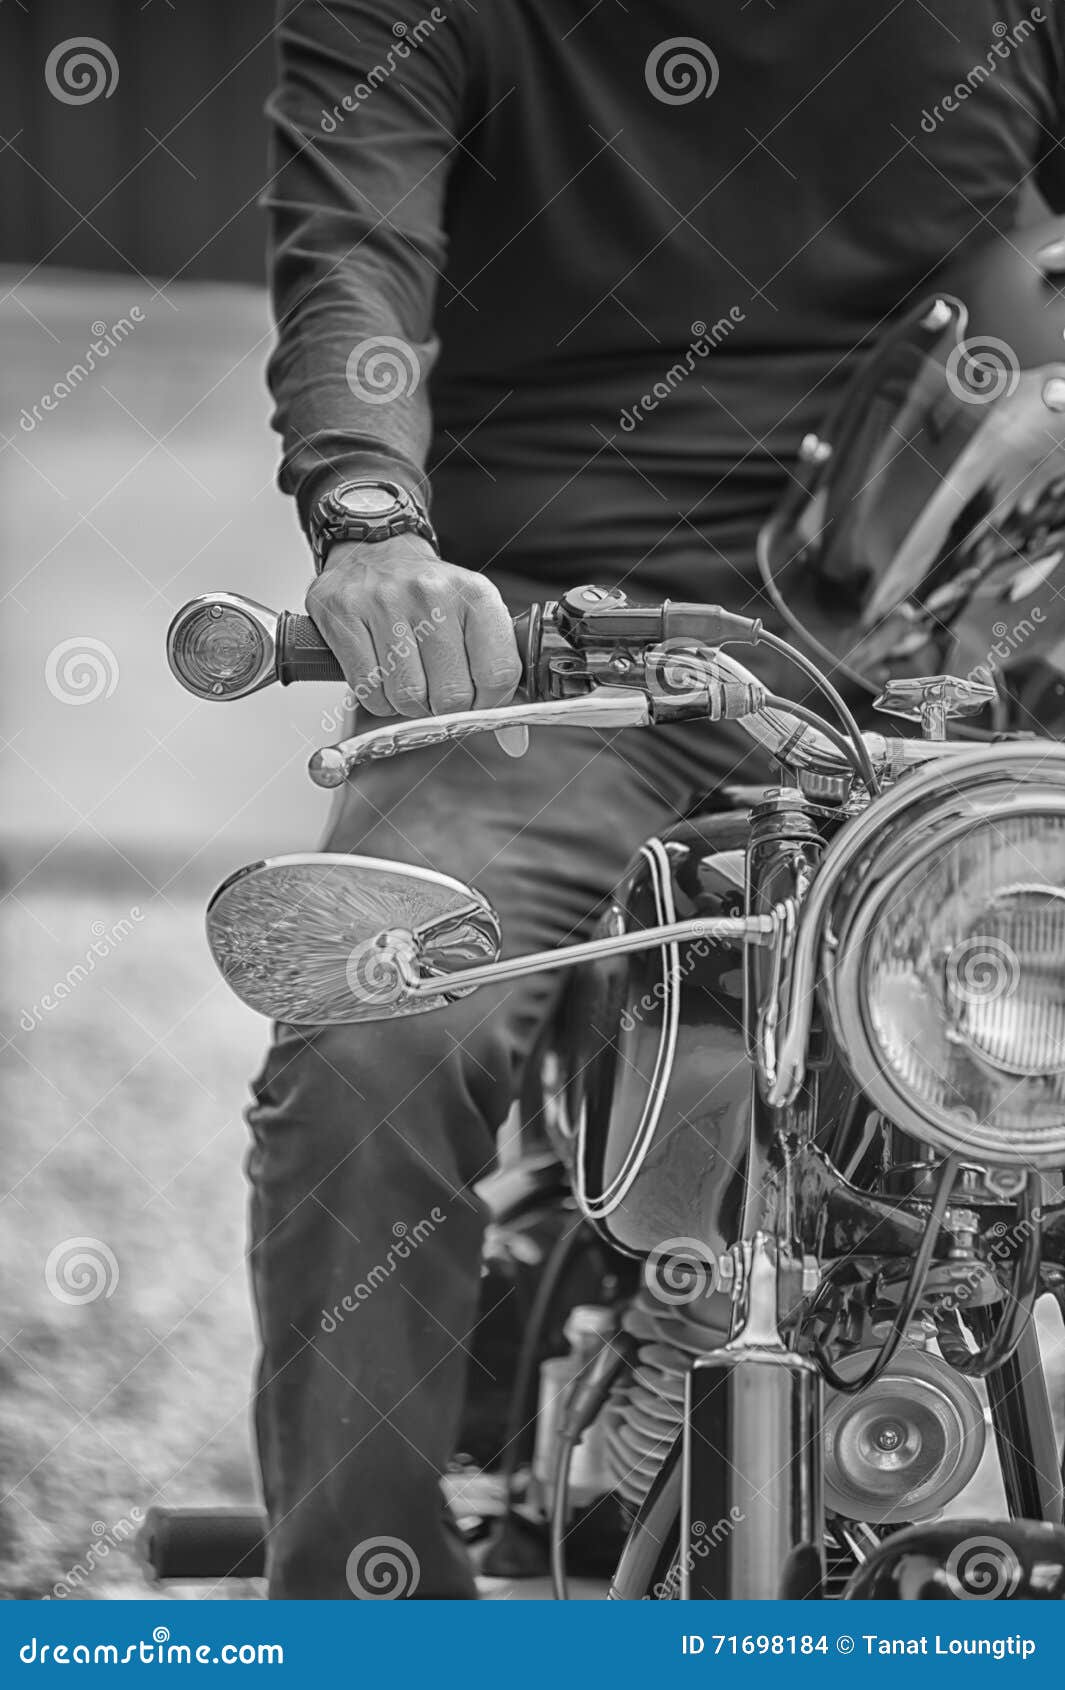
[740,626,882,795]
[763,694,867,784]
[756,510,882,702]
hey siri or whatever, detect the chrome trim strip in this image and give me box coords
[576,838,681,1220]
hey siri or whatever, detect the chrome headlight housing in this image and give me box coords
[822,745,1065,1168]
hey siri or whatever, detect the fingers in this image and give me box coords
[306,579,390,715]
[307,540,521,719]
[460,578,524,708]
[307,572,430,717]
[406,565,479,714]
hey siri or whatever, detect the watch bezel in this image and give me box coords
[311,479,437,570]
[332,482,404,519]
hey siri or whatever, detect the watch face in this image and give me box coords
[336,484,399,518]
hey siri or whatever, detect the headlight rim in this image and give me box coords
[822,789,1065,1168]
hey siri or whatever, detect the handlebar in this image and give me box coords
[166,587,979,795]
[165,585,758,703]
[167,592,344,699]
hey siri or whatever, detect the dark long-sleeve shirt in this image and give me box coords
[265,0,1065,610]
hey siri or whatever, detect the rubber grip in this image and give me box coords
[276,612,345,685]
[140,1506,267,1581]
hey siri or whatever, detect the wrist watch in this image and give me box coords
[310,479,438,573]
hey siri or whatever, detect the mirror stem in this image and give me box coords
[408,913,777,998]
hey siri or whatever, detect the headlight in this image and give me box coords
[823,746,1065,1167]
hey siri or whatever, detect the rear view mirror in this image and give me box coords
[206,854,501,1024]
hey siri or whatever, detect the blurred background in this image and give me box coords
[0,2,342,1598]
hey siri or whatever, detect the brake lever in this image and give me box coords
[307,656,770,787]
[307,690,652,788]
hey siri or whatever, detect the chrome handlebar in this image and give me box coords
[167,586,985,793]
[307,646,970,790]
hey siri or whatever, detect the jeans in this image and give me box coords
[246,711,765,1597]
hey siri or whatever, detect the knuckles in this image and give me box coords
[307,550,517,710]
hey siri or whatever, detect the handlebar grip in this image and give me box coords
[276,613,345,686]
[277,608,533,689]
[140,1506,267,1581]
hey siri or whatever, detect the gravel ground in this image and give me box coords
[1,885,264,1600]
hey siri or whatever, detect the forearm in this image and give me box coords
[263,0,473,530]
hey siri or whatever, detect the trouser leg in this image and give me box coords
[247,718,760,1596]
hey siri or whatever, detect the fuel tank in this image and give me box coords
[545,812,753,1260]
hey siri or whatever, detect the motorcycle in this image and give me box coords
[144,223,1065,1599]
[146,568,1065,1601]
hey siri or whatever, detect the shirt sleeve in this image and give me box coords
[263,0,476,534]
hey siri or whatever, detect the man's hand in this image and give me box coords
[306,535,522,717]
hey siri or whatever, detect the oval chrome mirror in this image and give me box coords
[206,853,501,1024]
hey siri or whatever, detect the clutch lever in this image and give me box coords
[307,690,653,788]
[308,658,768,788]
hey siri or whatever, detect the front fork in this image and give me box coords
[678,1244,1063,1602]
[680,1234,825,1599]
[980,1308,1063,1524]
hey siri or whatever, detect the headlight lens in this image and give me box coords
[826,798,1065,1166]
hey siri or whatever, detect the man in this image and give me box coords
[251,0,1065,1597]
